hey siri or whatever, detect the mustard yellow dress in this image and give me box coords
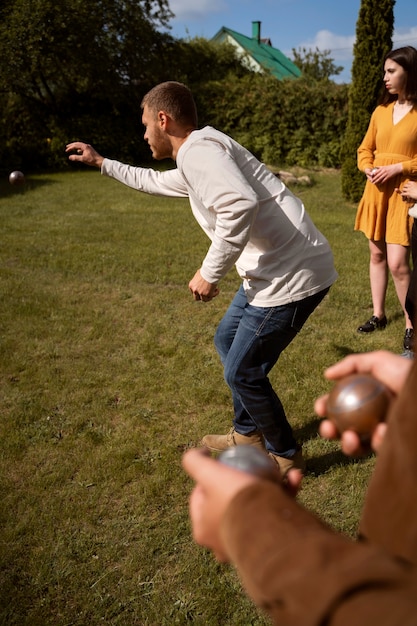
[355,102,417,245]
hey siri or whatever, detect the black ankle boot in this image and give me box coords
[357,315,387,333]
[404,328,414,351]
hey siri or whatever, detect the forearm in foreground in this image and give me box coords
[221,483,416,626]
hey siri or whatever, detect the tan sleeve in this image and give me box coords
[221,483,417,626]
[359,361,417,563]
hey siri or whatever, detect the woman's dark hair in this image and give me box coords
[380,46,417,104]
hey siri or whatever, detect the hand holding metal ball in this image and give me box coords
[218,446,280,482]
[327,374,391,437]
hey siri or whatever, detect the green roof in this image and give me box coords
[212,26,301,80]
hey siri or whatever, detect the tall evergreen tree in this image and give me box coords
[341,0,395,201]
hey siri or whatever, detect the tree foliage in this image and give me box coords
[161,37,250,87]
[197,73,348,168]
[0,1,349,173]
[341,0,395,201]
[0,0,175,169]
[0,0,173,101]
[292,47,344,81]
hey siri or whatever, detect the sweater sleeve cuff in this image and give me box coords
[101,158,111,176]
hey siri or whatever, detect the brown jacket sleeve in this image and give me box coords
[221,482,417,626]
[359,361,417,563]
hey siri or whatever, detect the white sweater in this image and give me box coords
[102,126,337,306]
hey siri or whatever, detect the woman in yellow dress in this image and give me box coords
[355,46,417,353]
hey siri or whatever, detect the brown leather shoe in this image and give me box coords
[201,427,265,452]
[268,447,306,478]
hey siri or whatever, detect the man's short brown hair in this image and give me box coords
[141,81,198,127]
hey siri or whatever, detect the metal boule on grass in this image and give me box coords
[9,170,25,186]
[327,373,391,437]
[218,445,280,482]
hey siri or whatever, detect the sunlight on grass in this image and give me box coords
[0,169,405,624]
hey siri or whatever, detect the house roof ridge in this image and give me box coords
[211,25,301,80]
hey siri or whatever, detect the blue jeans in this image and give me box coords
[214,285,330,457]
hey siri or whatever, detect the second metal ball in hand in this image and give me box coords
[327,373,390,436]
[218,446,280,482]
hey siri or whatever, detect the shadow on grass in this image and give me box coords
[294,417,322,443]
[295,417,373,477]
[0,176,57,198]
[332,344,357,358]
[306,449,372,477]
[332,316,404,358]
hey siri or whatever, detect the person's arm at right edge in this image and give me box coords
[221,477,417,626]
[183,449,416,626]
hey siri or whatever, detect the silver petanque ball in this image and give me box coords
[9,170,25,186]
[218,446,280,482]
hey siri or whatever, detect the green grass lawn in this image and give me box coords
[0,168,406,625]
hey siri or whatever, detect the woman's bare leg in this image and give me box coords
[369,239,388,319]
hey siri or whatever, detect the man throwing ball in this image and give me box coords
[67,81,337,477]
